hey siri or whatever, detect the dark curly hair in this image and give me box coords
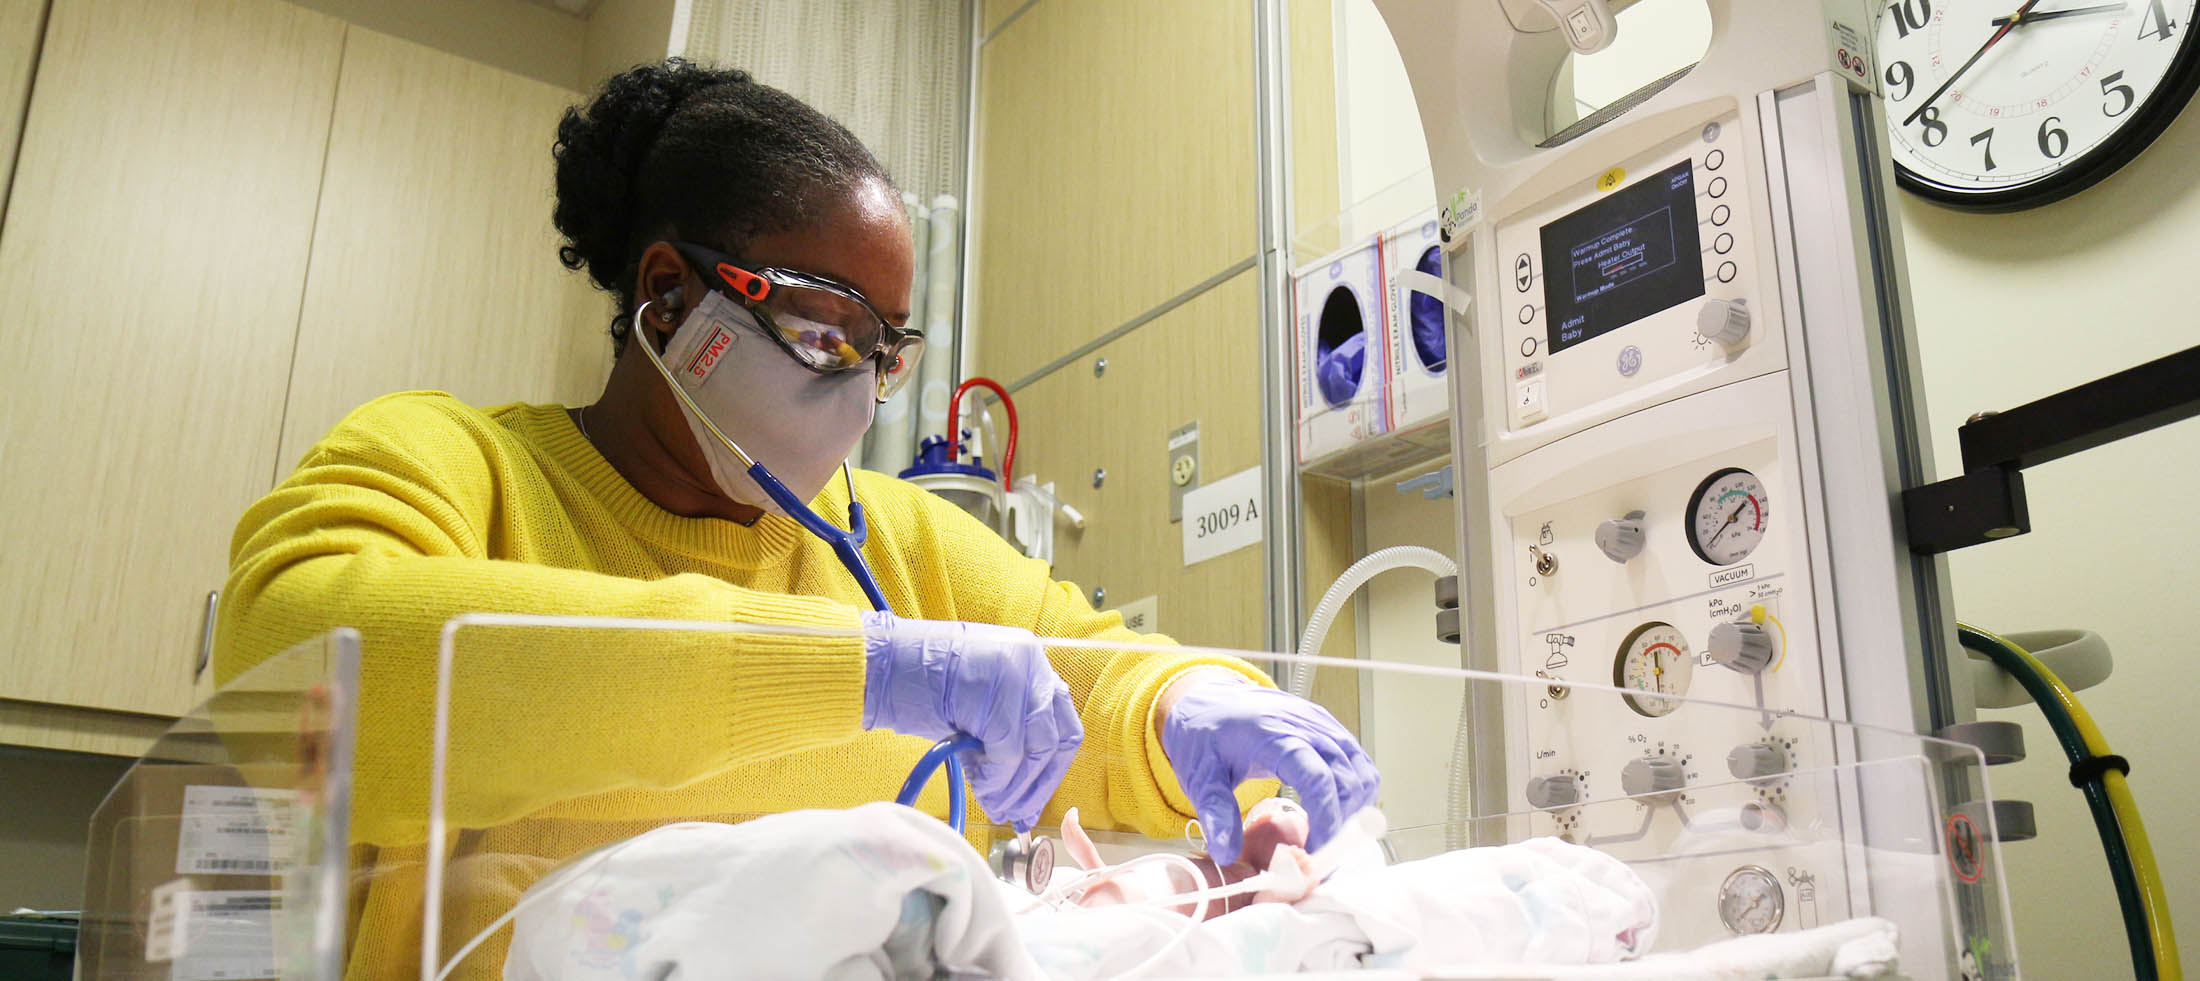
[552,59,892,352]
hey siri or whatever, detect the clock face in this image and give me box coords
[1877,0,2200,210]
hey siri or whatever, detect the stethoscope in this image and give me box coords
[629,298,1055,891]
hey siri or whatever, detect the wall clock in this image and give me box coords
[1877,0,2200,210]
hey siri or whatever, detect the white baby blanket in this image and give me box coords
[500,803,1884,979]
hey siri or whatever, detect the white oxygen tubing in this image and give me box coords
[1288,546,1459,699]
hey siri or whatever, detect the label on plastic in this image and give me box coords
[176,786,298,876]
[168,889,279,980]
[1182,466,1264,566]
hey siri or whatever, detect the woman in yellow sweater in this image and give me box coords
[217,60,1375,974]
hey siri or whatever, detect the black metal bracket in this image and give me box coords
[1903,345,2200,555]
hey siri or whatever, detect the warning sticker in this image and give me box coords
[1827,15,1877,92]
[1945,811,1984,884]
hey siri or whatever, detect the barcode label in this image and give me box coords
[175,786,298,877]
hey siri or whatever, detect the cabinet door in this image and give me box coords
[0,0,47,223]
[275,27,610,469]
[0,0,343,715]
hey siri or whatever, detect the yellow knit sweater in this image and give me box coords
[214,391,1271,978]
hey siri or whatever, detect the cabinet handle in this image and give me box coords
[196,590,220,678]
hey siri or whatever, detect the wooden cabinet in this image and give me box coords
[0,0,345,719]
[276,27,609,467]
[0,0,610,745]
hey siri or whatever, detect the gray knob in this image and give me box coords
[1594,510,1648,563]
[1708,621,1775,674]
[1525,774,1580,809]
[1696,298,1751,350]
[1728,742,1787,780]
[1621,756,1686,798]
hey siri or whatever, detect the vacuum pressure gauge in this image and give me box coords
[1686,467,1769,565]
[1614,621,1693,718]
[1718,865,1784,935]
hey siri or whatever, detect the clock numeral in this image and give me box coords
[1885,60,1915,101]
[1970,128,1997,170]
[2037,117,2069,159]
[2140,0,2177,41]
[1918,105,1949,147]
[1888,0,1932,37]
[2102,71,2137,117]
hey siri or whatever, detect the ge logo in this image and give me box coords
[1328,260,1345,279]
[1616,345,1644,377]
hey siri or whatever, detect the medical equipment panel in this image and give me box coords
[1488,109,1779,453]
[1378,0,1993,975]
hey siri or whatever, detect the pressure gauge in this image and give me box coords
[1718,865,1785,935]
[1686,467,1769,565]
[1614,621,1693,718]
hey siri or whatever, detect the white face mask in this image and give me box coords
[652,290,877,515]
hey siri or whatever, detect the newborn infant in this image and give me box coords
[1057,797,1320,918]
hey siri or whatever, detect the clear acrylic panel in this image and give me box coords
[78,629,359,981]
[414,616,2016,980]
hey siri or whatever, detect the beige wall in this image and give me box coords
[285,0,677,93]
[1898,109,2200,975]
[289,0,587,89]
[581,0,676,90]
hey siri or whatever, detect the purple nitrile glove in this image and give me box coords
[1315,331,1368,407]
[860,610,1083,833]
[1160,678,1380,865]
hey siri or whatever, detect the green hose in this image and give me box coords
[1957,624,2158,981]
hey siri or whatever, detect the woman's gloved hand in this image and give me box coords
[860,611,1083,832]
[1160,676,1379,865]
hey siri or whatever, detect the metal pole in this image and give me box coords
[1253,0,1302,656]
[954,0,985,389]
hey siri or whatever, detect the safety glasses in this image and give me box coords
[670,241,925,402]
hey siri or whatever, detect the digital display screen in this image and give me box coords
[1539,159,1704,355]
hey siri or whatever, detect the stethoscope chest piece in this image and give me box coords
[991,834,1055,894]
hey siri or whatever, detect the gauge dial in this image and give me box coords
[1614,621,1693,717]
[1718,865,1785,935]
[1686,467,1769,565]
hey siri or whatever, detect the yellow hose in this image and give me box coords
[1965,624,2178,979]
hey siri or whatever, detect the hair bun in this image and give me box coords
[552,59,753,295]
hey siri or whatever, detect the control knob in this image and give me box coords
[1594,510,1648,563]
[1708,621,1775,674]
[1525,774,1581,809]
[1620,755,1686,798]
[1728,742,1788,780]
[1697,298,1751,351]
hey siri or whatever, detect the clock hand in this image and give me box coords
[1993,2,2125,26]
[1903,0,2046,125]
